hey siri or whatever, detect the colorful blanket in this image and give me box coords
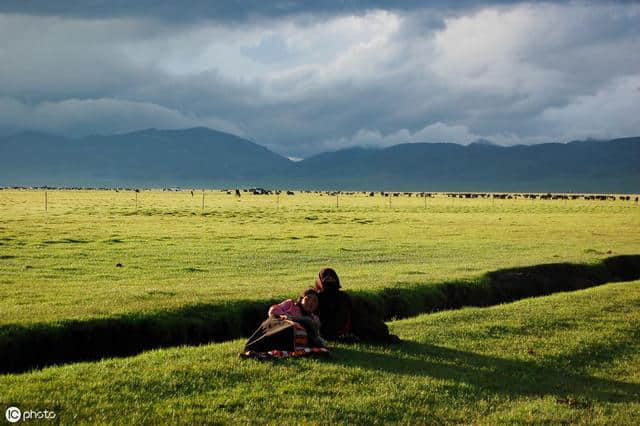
[240,347,330,360]
[241,316,330,360]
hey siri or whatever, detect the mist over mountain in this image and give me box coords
[469,138,498,146]
[0,127,638,192]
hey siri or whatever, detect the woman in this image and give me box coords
[315,268,400,343]
[315,268,352,339]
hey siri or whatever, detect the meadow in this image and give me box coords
[1,189,638,325]
[1,188,639,422]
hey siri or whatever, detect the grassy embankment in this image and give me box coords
[1,280,639,424]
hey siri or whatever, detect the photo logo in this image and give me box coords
[5,407,21,423]
[4,406,56,422]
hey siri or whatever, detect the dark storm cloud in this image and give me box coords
[0,0,550,22]
[1,1,639,157]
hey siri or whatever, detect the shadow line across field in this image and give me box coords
[1,255,640,374]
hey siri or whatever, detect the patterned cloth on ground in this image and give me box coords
[240,347,330,360]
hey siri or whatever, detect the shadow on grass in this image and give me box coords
[330,340,640,405]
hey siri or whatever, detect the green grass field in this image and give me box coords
[1,189,639,422]
[1,189,638,325]
[1,280,638,424]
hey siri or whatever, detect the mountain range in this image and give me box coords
[1,127,638,192]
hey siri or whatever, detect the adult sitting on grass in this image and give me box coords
[315,267,400,343]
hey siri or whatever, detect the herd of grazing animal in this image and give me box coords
[1,186,638,203]
[233,189,636,202]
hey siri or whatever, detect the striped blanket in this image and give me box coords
[241,317,330,360]
[240,346,330,360]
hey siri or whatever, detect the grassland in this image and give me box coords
[1,189,639,325]
[1,280,638,424]
[1,189,639,422]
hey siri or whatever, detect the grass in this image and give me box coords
[1,280,638,424]
[1,189,638,422]
[4,255,637,374]
[1,189,638,326]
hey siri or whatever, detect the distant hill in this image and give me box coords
[0,128,638,192]
[0,127,291,187]
[293,137,640,192]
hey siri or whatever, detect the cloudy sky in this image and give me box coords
[1,1,639,157]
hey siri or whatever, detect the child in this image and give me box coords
[268,289,326,347]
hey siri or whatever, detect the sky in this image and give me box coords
[1,0,639,158]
